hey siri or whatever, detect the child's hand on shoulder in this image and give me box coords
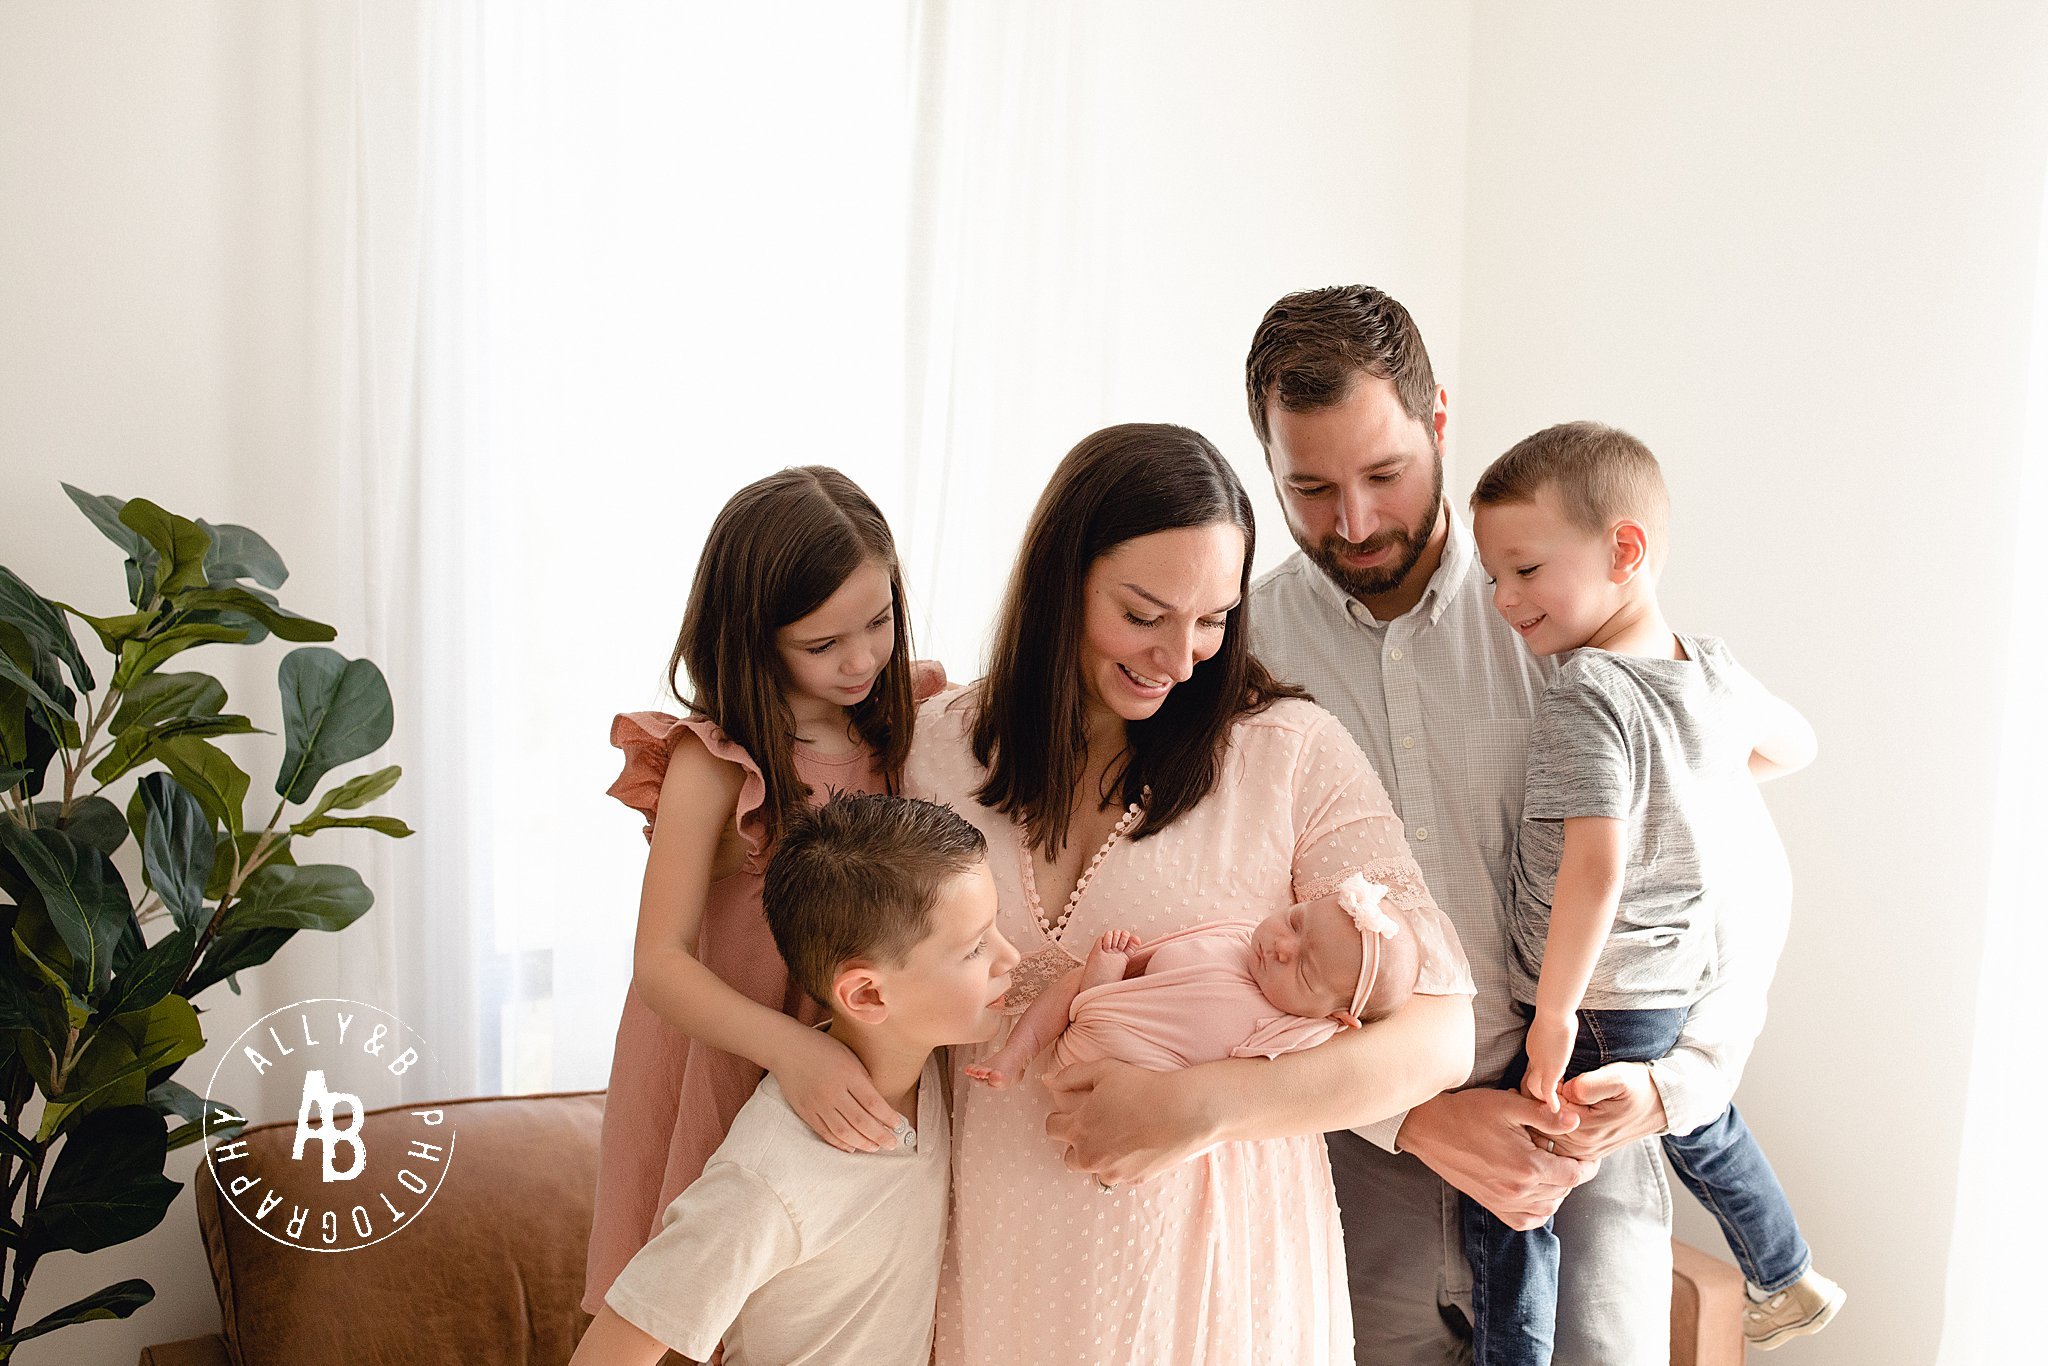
[1520,1010,1578,1114]
[774,1029,908,1153]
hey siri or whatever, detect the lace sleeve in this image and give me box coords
[1288,706,1475,997]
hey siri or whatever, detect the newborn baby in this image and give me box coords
[966,874,1420,1088]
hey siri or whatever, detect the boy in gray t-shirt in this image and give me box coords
[568,795,1020,1366]
[1465,423,1842,1362]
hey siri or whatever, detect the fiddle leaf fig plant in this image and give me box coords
[0,486,411,1357]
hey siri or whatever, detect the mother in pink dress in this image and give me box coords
[906,422,1477,1365]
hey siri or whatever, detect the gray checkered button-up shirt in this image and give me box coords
[1251,506,1769,1147]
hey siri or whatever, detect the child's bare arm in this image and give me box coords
[567,1305,688,1366]
[1747,691,1816,781]
[1525,816,1627,1110]
[968,930,1141,1088]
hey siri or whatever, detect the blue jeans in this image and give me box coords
[1461,1005,1812,1366]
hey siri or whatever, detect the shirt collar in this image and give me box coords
[1298,499,1474,630]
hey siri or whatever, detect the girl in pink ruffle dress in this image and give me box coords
[582,467,942,1315]
[964,873,1420,1088]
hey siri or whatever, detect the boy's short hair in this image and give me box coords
[1470,421,1671,547]
[763,794,988,1007]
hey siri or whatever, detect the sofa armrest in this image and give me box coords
[1670,1238,1746,1366]
[138,1334,234,1366]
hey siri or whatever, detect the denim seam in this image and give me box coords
[1663,1136,1774,1287]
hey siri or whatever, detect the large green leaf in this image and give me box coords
[118,498,212,596]
[152,736,249,837]
[305,764,402,817]
[28,796,129,856]
[0,823,129,994]
[111,671,226,736]
[0,566,93,694]
[148,1078,244,1150]
[58,602,159,654]
[92,711,260,785]
[292,813,413,839]
[0,649,68,716]
[25,1106,179,1255]
[176,586,333,643]
[95,929,191,1017]
[198,520,288,589]
[37,994,203,1139]
[183,926,291,997]
[61,485,143,555]
[223,863,372,934]
[0,1278,154,1348]
[0,964,65,1043]
[275,648,393,803]
[138,774,215,937]
[113,623,249,688]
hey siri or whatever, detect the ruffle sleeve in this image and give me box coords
[1282,702,1476,999]
[605,711,770,868]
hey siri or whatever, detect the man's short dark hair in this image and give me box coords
[1245,285,1439,449]
[763,794,988,1007]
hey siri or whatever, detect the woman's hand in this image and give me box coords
[770,1028,907,1153]
[1042,1059,1215,1186]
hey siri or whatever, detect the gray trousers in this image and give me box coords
[1328,1129,1674,1366]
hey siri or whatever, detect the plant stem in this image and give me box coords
[2,1146,48,1341]
[58,681,123,819]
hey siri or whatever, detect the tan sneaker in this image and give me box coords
[1742,1269,1846,1350]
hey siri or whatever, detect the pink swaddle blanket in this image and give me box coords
[1048,919,1343,1072]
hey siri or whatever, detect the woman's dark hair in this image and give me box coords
[668,466,915,847]
[972,423,1303,854]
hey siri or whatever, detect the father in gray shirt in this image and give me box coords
[1246,286,1784,1365]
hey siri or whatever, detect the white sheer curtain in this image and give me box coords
[469,1,913,1091]
[1937,168,2048,1363]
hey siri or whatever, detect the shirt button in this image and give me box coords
[1402,736,1415,749]
[1414,827,1429,841]
[1389,647,1404,661]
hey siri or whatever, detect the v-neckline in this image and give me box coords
[1018,798,1145,943]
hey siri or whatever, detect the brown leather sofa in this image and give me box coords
[142,1090,1743,1365]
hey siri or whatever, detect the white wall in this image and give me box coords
[1456,4,2048,1362]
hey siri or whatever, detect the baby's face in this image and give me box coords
[1248,898,1364,1021]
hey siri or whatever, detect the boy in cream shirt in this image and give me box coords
[570,794,1020,1366]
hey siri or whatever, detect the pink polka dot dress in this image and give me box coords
[906,691,1473,1365]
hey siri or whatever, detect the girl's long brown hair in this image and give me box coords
[668,467,916,848]
[972,423,1302,855]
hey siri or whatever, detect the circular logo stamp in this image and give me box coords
[202,998,457,1253]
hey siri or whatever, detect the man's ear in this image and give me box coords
[832,964,889,1024]
[1609,519,1650,582]
[1431,385,1450,453]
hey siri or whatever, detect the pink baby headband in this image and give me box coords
[1335,873,1401,1027]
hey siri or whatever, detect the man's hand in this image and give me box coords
[1042,1058,1214,1186]
[1396,1088,1600,1230]
[1553,1061,1667,1160]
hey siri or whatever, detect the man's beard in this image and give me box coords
[1300,457,1444,601]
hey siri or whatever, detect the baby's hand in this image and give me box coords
[1094,928,1140,958]
[1519,1011,1579,1114]
[963,1062,1014,1090]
